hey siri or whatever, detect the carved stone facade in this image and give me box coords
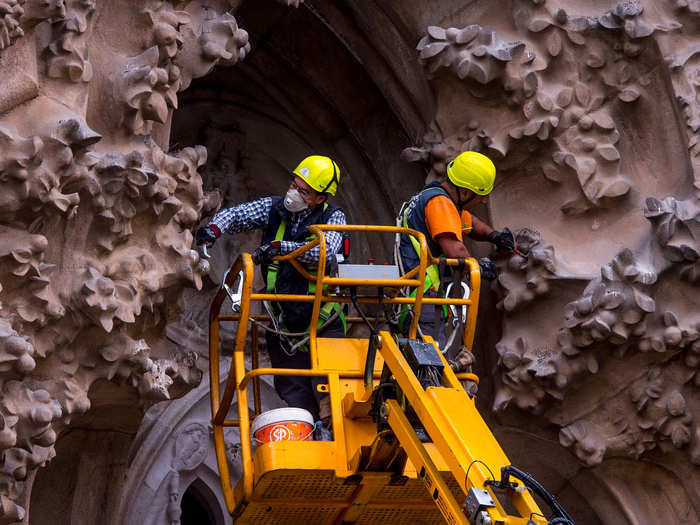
[0,1,699,524]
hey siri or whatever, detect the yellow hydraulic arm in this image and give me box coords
[376,333,548,525]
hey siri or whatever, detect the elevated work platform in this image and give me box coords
[209,225,573,525]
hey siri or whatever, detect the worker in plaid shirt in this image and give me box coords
[196,155,346,427]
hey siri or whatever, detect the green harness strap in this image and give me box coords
[264,204,346,349]
[402,192,440,292]
[267,204,329,293]
[399,191,452,332]
[266,221,286,293]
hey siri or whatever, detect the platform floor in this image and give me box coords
[233,468,464,524]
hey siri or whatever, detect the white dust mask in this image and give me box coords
[283,189,308,212]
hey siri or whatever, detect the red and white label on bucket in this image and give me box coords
[270,424,292,441]
[253,420,314,444]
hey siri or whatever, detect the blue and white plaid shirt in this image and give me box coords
[210,197,346,264]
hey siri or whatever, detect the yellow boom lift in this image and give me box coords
[208,225,574,525]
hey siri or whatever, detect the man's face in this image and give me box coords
[290,176,326,208]
[458,187,488,210]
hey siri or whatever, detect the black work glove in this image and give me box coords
[196,225,219,246]
[478,257,499,281]
[487,228,515,253]
[252,241,281,265]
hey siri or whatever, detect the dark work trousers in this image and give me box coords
[266,320,345,421]
[416,291,447,349]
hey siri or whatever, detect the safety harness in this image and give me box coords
[265,203,346,352]
[393,184,472,349]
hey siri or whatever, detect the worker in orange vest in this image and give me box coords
[396,151,515,347]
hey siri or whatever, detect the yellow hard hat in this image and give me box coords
[446,151,496,195]
[292,155,340,196]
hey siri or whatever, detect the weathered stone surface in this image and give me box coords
[0,0,699,523]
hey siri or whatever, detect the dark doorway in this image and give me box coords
[180,478,223,525]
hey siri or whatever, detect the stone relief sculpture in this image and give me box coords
[0,0,250,521]
[0,0,699,523]
[402,1,699,520]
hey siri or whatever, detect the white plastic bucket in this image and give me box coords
[250,407,315,444]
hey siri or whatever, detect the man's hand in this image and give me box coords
[252,241,281,265]
[448,347,474,373]
[478,257,499,281]
[196,225,220,246]
[487,228,515,253]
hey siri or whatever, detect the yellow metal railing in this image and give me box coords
[208,225,482,513]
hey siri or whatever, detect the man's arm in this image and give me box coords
[209,197,273,235]
[468,214,494,241]
[278,209,346,264]
[436,232,470,258]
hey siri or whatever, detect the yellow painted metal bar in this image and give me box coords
[239,367,329,389]
[454,372,479,383]
[385,399,469,525]
[207,253,255,506]
[244,294,472,305]
[251,323,261,417]
[234,255,256,503]
[378,333,547,523]
[215,254,254,425]
[327,372,348,473]
[237,367,381,390]
[272,235,320,281]
[400,265,419,280]
[209,256,244,513]
[211,425,234,512]
[307,225,327,369]
[423,335,478,390]
[311,224,424,234]
[217,314,389,323]
[321,277,422,287]
[276,236,320,260]
[463,257,481,351]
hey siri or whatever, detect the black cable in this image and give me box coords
[364,287,383,388]
[464,459,496,493]
[350,287,372,329]
[351,287,384,389]
[500,465,574,525]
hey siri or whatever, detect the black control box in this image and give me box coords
[398,338,444,372]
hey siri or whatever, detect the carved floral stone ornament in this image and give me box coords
[0,0,699,523]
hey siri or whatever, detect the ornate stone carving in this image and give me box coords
[172,422,207,471]
[495,229,556,312]
[559,362,699,466]
[176,9,250,91]
[417,25,528,86]
[45,0,95,82]
[0,317,36,375]
[564,249,656,350]
[20,0,66,28]
[1,0,700,522]
[118,46,178,135]
[0,0,24,50]
[645,196,700,269]
[403,14,700,467]
[0,93,218,521]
